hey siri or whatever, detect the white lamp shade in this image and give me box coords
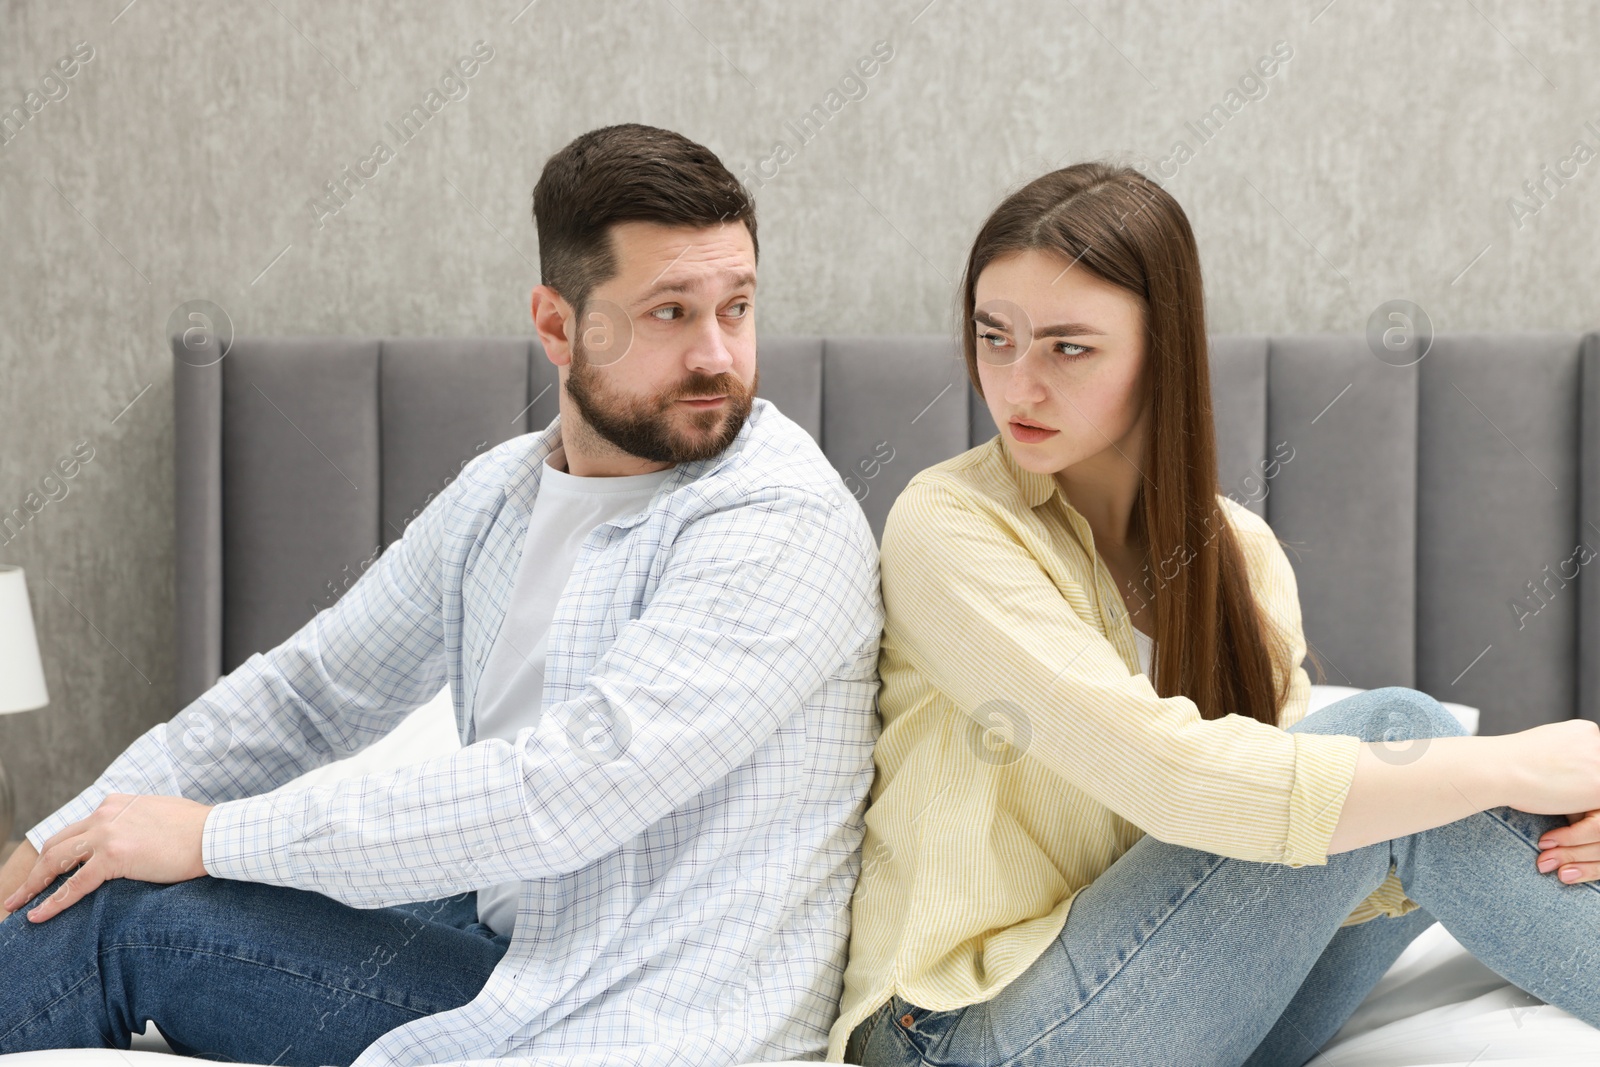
[0,565,49,714]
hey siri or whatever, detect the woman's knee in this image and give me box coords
[1290,686,1467,744]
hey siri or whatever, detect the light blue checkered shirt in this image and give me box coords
[27,396,885,1067]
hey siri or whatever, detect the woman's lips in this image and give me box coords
[1009,419,1058,442]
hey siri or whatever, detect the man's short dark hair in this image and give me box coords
[532,124,758,318]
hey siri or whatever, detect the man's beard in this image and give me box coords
[563,332,758,465]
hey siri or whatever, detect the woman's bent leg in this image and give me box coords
[1239,684,1464,1067]
[1238,905,1437,1067]
[0,870,510,1066]
[868,687,1595,1067]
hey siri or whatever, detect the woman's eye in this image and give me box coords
[979,330,1011,349]
[1056,342,1091,358]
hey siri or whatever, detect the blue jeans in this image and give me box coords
[843,687,1600,1066]
[0,869,510,1064]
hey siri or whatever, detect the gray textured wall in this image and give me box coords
[1,0,1596,837]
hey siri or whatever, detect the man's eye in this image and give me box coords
[724,301,752,318]
[649,306,682,321]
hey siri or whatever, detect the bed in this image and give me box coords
[7,330,1598,1066]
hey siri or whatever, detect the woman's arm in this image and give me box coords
[1327,720,1600,855]
[1241,510,1600,859]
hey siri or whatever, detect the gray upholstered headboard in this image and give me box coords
[173,332,1600,737]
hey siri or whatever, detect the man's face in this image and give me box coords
[563,220,759,465]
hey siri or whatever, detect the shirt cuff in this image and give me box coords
[24,790,104,853]
[1282,731,1362,867]
[201,792,299,885]
[23,723,181,853]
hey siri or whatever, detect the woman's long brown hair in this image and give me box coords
[957,162,1318,727]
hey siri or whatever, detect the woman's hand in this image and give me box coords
[1534,809,1600,885]
[1491,720,1600,885]
[0,794,213,922]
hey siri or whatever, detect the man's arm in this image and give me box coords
[0,839,38,917]
[22,445,498,854]
[200,487,883,908]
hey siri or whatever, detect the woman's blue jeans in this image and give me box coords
[843,686,1600,1067]
[0,868,510,1064]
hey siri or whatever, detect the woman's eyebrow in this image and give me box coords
[972,308,1105,337]
[1035,321,1106,337]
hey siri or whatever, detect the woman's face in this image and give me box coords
[972,249,1148,482]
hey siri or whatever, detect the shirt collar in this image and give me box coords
[992,433,1106,555]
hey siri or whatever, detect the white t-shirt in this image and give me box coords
[472,445,675,937]
[1133,626,1153,679]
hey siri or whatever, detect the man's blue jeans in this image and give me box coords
[0,864,510,1064]
[844,687,1600,1066]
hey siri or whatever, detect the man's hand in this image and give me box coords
[1536,808,1600,884]
[0,794,213,922]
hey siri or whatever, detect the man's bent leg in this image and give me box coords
[0,870,509,1067]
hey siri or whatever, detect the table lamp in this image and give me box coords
[0,565,50,846]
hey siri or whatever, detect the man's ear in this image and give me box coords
[531,284,576,368]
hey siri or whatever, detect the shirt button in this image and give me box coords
[829,493,841,507]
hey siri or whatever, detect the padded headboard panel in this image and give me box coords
[174,332,1599,736]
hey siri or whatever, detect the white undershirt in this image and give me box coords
[471,446,675,938]
[1133,627,1154,679]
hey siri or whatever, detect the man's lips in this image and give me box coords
[679,395,726,406]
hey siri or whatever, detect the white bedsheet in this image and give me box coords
[1315,918,1600,1063]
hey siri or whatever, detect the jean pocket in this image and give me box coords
[845,1001,891,1064]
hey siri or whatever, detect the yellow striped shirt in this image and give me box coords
[825,434,1417,1062]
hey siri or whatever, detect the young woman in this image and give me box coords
[828,162,1600,1066]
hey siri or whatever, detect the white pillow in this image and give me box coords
[269,684,462,792]
[1308,684,1480,736]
